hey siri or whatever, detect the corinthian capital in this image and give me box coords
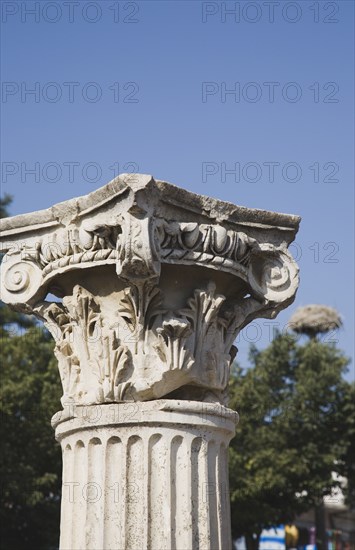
[0,174,300,405]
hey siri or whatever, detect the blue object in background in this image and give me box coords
[260,525,286,549]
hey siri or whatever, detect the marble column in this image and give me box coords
[0,174,300,549]
[53,401,236,550]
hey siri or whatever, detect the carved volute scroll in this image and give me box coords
[0,174,300,406]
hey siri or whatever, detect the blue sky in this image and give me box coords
[1,0,354,380]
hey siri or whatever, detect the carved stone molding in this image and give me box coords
[0,174,300,406]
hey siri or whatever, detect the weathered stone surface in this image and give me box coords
[0,174,300,550]
[52,400,237,550]
[0,174,300,407]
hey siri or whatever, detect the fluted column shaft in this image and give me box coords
[53,400,237,550]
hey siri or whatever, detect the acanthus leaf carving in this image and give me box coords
[31,279,252,405]
[0,175,300,407]
[30,272,296,407]
[100,338,131,403]
[117,281,162,355]
[155,318,194,372]
[34,286,135,406]
[178,281,225,367]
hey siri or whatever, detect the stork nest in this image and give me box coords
[289,305,342,337]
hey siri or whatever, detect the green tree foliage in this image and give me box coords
[0,197,62,549]
[337,380,355,508]
[229,333,352,548]
[0,195,12,220]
